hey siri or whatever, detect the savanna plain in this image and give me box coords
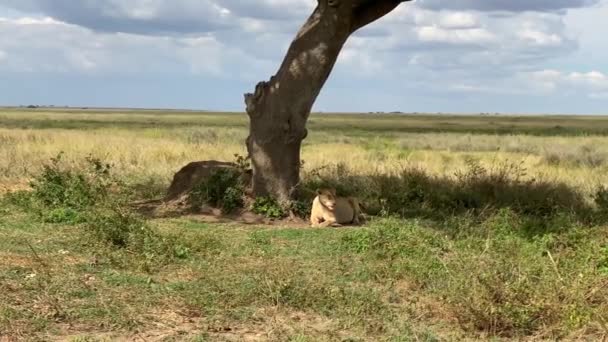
[1,109,608,341]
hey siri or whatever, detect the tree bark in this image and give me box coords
[244,0,410,205]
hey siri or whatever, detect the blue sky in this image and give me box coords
[0,0,607,114]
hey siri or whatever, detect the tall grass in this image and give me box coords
[2,127,608,197]
[2,110,608,340]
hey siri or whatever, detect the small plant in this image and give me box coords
[84,207,147,248]
[290,199,311,219]
[45,207,83,224]
[189,168,244,214]
[221,186,245,213]
[252,196,286,219]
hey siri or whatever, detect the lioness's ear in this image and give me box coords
[316,189,322,195]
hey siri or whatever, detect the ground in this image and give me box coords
[1,108,608,341]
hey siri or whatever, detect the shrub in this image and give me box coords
[252,196,285,219]
[85,207,148,248]
[189,168,244,214]
[30,153,114,210]
[11,153,120,223]
[3,154,190,270]
[290,199,312,219]
[221,186,245,213]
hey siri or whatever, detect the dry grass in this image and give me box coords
[1,109,608,197]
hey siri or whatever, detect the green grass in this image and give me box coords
[2,173,608,341]
[1,109,608,340]
[2,208,607,340]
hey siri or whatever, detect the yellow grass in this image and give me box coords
[1,110,608,196]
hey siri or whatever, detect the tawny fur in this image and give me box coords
[310,188,363,227]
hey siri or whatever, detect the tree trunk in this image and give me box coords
[244,0,409,205]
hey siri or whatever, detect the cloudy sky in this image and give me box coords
[0,0,607,114]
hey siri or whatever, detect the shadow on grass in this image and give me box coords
[300,160,604,234]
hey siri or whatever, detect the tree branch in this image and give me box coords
[350,0,412,33]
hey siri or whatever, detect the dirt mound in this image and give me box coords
[165,160,252,201]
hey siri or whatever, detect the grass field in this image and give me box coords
[1,109,608,341]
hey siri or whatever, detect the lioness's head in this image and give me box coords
[317,188,337,210]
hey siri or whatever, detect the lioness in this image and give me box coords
[310,188,363,227]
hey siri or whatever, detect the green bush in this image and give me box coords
[252,196,285,219]
[30,153,114,210]
[290,199,312,219]
[9,153,120,223]
[221,186,245,214]
[189,168,244,214]
[2,154,193,271]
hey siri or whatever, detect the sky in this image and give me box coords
[0,0,607,114]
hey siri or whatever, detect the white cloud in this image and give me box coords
[338,41,384,76]
[0,2,588,83]
[568,70,608,86]
[0,0,606,113]
[335,6,577,84]
[529,69,608,88]
[0,0,313,35]
[0,16,261,76]
[432,68,608,102]
[418,0,599,12]
[438,12,480,29]
[12,16,62,25]
[524,69,608,98]
[518,28,563,46]
[415,26,496,44]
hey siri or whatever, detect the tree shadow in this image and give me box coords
[300,161,603,236]
[131,198,310,228]
[132,160,605,235]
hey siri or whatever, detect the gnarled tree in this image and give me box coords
[245,0,412,204]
